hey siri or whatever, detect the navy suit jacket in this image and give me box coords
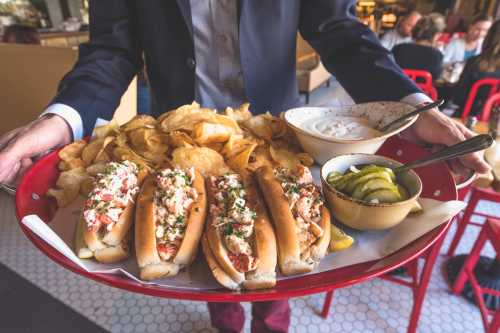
[51,0,421,137]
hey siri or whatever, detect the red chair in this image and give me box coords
[447,187,500,257]
[321,224,450,333]
[403,69,438,101]
[451,218,500,333]
[437,33,451,44]
[482,92,500,123]
[461,79,500,122]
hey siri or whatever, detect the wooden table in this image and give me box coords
[452,118,500,190]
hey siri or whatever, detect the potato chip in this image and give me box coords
[65,158,86,169]
[48,167,89,207]
[227,143,258,172]
[86,163,108,176]
[297,152,315,167]
[121,115,157,132]
[47,188,79,207]
[56,167,88,190]
[58,140,87,162]
[159,103,241,135]
[128,128,169,156]
[167,131,195,148]
[79,177,95,197]
[247,145,274,171]
[171,147,229,176]
[192,122,236,144]
[221,135,260,158]
[81,138,105,165]
[158,101,200,124]
[224,103,252,123]
[81,137,114,165]
[242,115,273,141]
[113,146,152,171]
[159,103,217,133]
[58,161,69,171]
[135,149,167,166]
[242,112,290,141]
[115,132,128,147]
[94,150,111,163]
[93,119,119,138]
[270,145,305,170]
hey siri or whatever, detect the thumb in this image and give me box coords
[0,116,71,183]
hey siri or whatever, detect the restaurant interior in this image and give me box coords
[1,0,500,332]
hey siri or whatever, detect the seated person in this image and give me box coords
[443,14,492,64]
[380,11,421,51]
[392,14,445,80]
[2,24,40,44]
[452,20,500,117]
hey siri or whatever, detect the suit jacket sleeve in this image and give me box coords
[49,0,142,136]
[298,0,421,103]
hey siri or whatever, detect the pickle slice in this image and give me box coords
[345,171,394,194]
[363,188,402,203]
[352,178,397,200]
[326,171,343,184]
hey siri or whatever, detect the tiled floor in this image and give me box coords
[2,85,499,332]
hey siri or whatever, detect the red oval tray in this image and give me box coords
[15,137,457,302]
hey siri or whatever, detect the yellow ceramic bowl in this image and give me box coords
[321,154,423,231]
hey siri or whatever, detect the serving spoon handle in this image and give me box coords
[380,99,444,132]
[393,134,494,173]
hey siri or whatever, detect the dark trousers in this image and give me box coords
[207,300,290,333]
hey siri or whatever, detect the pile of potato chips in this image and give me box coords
[48,102,314,207]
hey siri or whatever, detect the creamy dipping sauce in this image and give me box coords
[300,116,382,140]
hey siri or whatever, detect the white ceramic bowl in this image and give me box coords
[321,154,422,231]
[285,102,418,165]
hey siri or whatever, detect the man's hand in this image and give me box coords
[401,108,491,176]
[0,115,72,185]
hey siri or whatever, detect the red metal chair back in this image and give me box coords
[437,33,451,44]
[481,92,500,122]
[461,78,500,122]
[403,69,438,101]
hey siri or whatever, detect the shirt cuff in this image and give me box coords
[400,93,433,107]
[41,103,83,141]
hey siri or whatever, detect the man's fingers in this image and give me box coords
[455,121,476,139]
[13,158,33,186]
[453,121,491,174]
[457,151,491,174]
[2,161,21,186]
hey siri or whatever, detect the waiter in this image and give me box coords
[0,1,489,332]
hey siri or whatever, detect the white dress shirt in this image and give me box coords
[380,30,413,51]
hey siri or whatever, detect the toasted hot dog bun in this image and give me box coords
[204,174,277,290]
[77,200,134,263]
[135,169,207,281]
[202,235,240,290]
[255,165,331,276]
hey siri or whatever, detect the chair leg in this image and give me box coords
[451,227,488,295]
[321,290,334,318]
[488,311,500,333]
[407,228,447,333]
[305,92,310,104]
[447,190,479,256]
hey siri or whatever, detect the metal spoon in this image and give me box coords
[393,134,494,173]
[380,99,445,132]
